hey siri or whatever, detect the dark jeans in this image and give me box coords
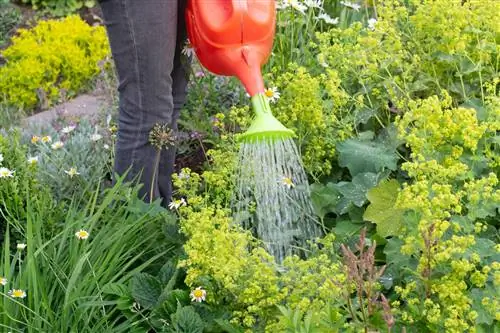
[98,0,190,206]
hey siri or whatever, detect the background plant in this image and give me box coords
[26,119,114,203]
[18,0,96,17]
[0,14,110,112]
[0,2,21,46]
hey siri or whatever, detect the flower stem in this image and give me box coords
[149,150,161,204]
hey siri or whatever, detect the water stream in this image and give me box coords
[232,137,321,263]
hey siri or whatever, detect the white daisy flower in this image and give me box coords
[340,1,361,11]
[281,176,295,189]
[182,39,195,58]
[51,141,64,150]
[0,154,3,164]
[90,133,103,142]
[278,0,307,14]
[103,144,110,150]
[168,198,187,210]
[64,167,80,178]
[368,18,377,30]
[190,287,206,302]
[264,87,280,103]
[0,277,7,286]
[304,0,323,8]
[61,125,76,134]
[0,167,14,178]
[75,229,89,240]
[17,243,27,250]
[8,289,26,298]
[316,12,339,25]
[27,156,39,165]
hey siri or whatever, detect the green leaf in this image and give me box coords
[470,288,494,325]
[384,238,411,268]
[171,304,205,333]
[214,319,245,333]
[159,259,177,285]
[310,183,340,219]
[334,172,385,208]
[102,282,129,297]
[363,180,404,237]
[337,138,398,176]
[131,273,162,308]
[466,238,500,262]
[160,289,190,314]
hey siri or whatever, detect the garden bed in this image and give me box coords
[0,0,499,332]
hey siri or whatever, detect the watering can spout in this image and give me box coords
[240,46,266,96]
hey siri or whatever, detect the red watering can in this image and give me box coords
[185,0,276,97]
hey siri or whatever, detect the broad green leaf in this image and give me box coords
[171,305,204,333]
[160,289,190,314]
[376,124,404,151]
[467,238,500,262]
[310,183,340,219]
[159,259,177,285]
[337,138,398,176]
[131,273,162,308]
[363,180,404,237]
[471,288,494,325]
[384,238,411,268]
[334,172,384,208]
[102,283,129,297]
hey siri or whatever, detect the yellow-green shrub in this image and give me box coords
[0,15,110,111]
[171,135,347,331]
[269,65,353,178]
[393,90,500,332]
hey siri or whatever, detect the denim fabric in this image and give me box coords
[98,0,190,206]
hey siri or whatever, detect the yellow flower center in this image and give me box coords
[193,289,204,298]
[31,136,40,143]
[77,231,88,238]
[11,290,25,298]
[265,89,274,97]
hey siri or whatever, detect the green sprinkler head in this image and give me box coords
[239,93,295,142]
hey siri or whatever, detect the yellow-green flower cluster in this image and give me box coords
[270,65,352,177]
[0,15,110,110]
[393,92,499,331]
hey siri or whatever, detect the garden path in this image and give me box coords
[22,94,104,129]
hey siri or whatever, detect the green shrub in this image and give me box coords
[19,0,96,16]
[0,15,110,112]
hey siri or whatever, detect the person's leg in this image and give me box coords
[158,0,190,203]
[99,0,179,204]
